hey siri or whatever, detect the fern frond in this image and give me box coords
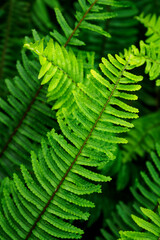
[101,2,138,56]
[119,205,160,239]
[24,38,94,111]
[25,38,143,160]
[50,0,131,47]
[31,0,56,34]
[103,2,138,53]
[0,0,32,97]
[100,143,160,240]
[116,110,160,190]
[123,39,160,88]
[136,13,160,45]
[122,110,160,163]
[0,129,111,239]
[125,41,160,81]
[0,50,58,182]
[0,37,143,239]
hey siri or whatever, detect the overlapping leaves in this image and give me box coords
[0,0,32,97]
[122,110,160,164]
[51,0,132,47]
[137,13,160,45]
[125,41,160,81]
[100,143,160,240]
[0,38,143,239]
[24,38,94,111]
[0,51,58,182]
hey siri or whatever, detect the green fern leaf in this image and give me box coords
[0,128,111,239]
[100,143,160,240]
[0,37,143,239]
[25,38,143,160]
[24,38,94,110]
[125,41,160,81]
[136,13,160,46]
[50,0,131,47]
[0,50,58,182]
[84,2,138,59]
[31,0,55,32]
[122,110,160,164]
[0,0,32,97]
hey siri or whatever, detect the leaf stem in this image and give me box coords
[0,85,43,158]
[64,0,98,47]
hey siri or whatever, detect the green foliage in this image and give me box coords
[24,38,94,111]
[0,130,110,239]
[125,41,160,81]
[31,0,60,34]
[79,1,139,63]
[115,110,160,190]
[100,144,160,240]
[100,2,138,55]
[0,36,143,238]
[0,50,58,182]
[0,0,32,97]
[0,1,160,239]
[137,13,160,45]
[0,0,61,98]
[130,13,160,86]
[51,0,132,47]
[135,0,160,15]
[122,110,160,164]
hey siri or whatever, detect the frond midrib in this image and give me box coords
[135,54,160,64]
[0,0,98,177]
[138,14,160,38]
[146,24,160,38]
[0,85,43,158]
[25,54,131,240]
[40,53,80,88]
[64,0,98,47]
